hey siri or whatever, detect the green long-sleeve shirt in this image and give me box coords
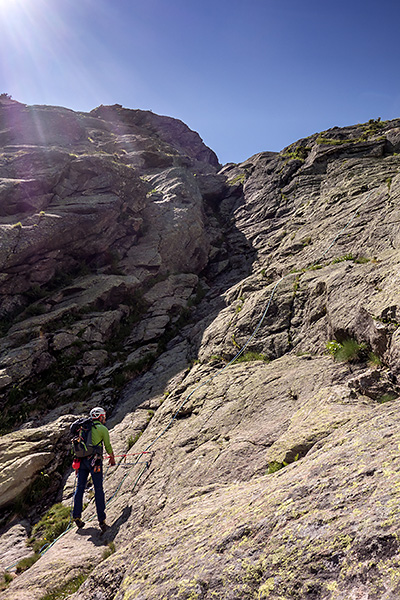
[91,420,114,456]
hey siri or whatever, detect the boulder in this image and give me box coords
[0,416,74,509]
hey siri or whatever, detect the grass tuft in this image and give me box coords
[377,393,398,404]
[39,573,89,600]
[326,338,368,363]
[102,541,116,560]
[16,553,40,573]
[235,351,269,363]
[0,572,14,591]
[28,503,71,553]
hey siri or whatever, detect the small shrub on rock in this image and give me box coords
[326,340,342,357]
[267,461,287,474]
[326,338,368,363]
[127,431,142,449]
[368,352,382,367]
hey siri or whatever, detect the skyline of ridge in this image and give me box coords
[1,0,400,164]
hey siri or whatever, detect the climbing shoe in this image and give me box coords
[74,518,85,529]
[99,521,109,533]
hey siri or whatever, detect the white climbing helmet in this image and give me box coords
[90,406,106,420]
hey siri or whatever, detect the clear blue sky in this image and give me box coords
[1,0,399,164]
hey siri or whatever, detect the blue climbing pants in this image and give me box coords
[73,457,106,523]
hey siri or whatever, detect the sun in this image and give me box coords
[0,0,23,7]
[0,0,55,84]
[0,0,29,19]
[0,0,44,19]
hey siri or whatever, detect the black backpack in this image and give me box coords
[70,418,100,458]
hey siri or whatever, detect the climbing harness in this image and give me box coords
[91,453,102,473]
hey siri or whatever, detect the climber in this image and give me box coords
[72,407,116,533]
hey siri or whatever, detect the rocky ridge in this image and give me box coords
[1,102,400,599]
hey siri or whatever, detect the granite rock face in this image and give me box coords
[0,100,228,429]
[1,105,400,600]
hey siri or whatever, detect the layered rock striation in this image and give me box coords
[1,103,400,600]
